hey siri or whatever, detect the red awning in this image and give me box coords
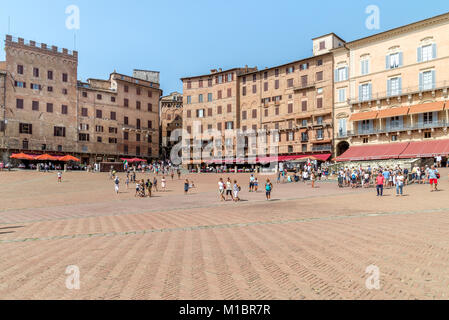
[10,153,35,160]
[336,143,409,162]
[279,154,332,162]
[257,156,280,163]
[206,154,331,164]
[400,139,449,158]
[258,154,331,163]
[59,155,81,162]
[35,154,59,161]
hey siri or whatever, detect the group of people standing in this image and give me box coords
[337,164,441,196]
[276,166,328,189]
[112,167,180,196]
[132,176,167,197]
[218,175,273,202]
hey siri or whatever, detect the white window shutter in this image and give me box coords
[398,77,402,95]
[399,52,403,67]
[431,70,436,89]
[419,72,423,91]
[386,55,390,69]
[433,111,439,124]
[387,79,391,97]
[432,43,437,59]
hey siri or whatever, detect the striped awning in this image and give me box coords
[377,107,410,118]
[349,111,379,121]
[409,101,445,115]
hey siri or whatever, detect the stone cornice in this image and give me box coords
[346,12,449,48]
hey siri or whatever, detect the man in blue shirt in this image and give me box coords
[382,169,390,187]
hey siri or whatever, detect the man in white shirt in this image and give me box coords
[436,156,442,168]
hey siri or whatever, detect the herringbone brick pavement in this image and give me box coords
[0,170,448,299]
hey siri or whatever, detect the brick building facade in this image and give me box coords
[181,67,257,167]
[160,92,183,160]
[0,35,161,164]
[180,35,344,169]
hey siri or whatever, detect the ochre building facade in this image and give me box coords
[334,12,449,162]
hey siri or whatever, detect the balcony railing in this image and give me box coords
[348,121,448,136]
[120,124,156,132]
[312,145,332,152]
[293,82,316,91]
[349,81,449,105]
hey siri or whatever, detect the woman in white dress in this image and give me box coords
[161,176,166,192]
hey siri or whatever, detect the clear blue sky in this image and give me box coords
[0,1,448,95]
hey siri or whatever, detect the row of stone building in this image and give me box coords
[181,11,449,169]
[0,35,162,164]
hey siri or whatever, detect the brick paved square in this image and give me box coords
[0,169,449,300]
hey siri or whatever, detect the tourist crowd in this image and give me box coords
[337,164,441,195]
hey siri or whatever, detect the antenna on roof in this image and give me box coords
[74,33,77,50]
[8,16,10,34]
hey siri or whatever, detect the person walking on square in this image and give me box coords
[311,171,316,188]
[114,176,120,194]
[153,177,158,192]
[139,179,146,197]
[428,165,439,192]
[125,175,129,189]
[184,179,189,195]
[265,179,273,201]
[376,172,385,197]
[135,181,140,197]
[403,167,409,185]
[249,174,255,192]
[218,178,226,201]
[161,176,166,192]
[233,180,241,202]
[396,171,405,196]
[57,171,62,183]
[226,178,233,201]
[147,179,152,197]
[382,169,390,188]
